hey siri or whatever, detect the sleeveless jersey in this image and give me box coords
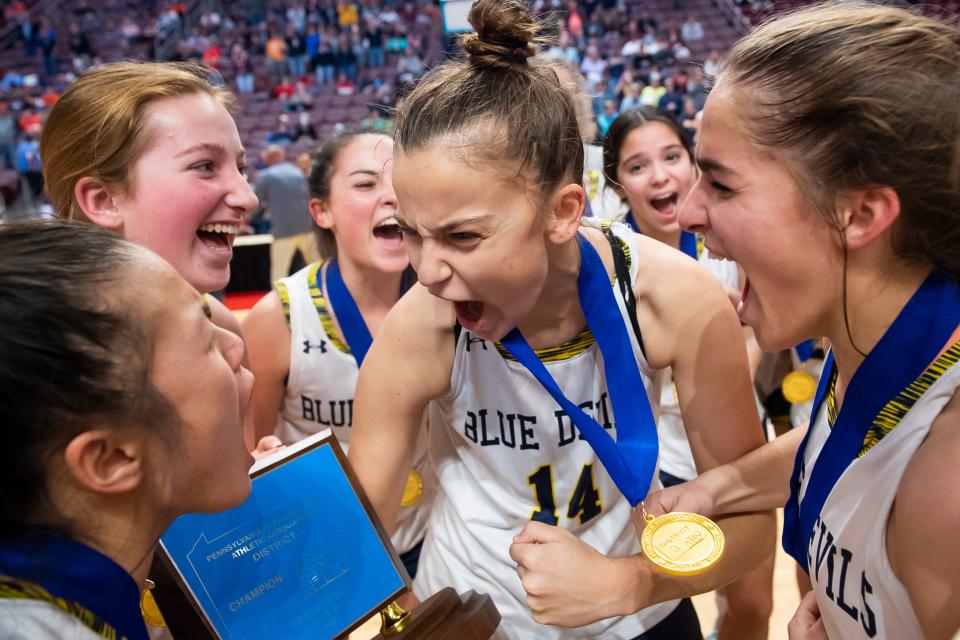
[274,261,434,555]
[414,221,679,639]
[798,342,960,639]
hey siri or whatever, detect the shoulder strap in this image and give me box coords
[601,226,646,358]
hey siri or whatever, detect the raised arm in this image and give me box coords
[348,285,456,531]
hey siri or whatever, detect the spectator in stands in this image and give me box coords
[360,104,391,132]
[365,18,385,68]
[546,29,580,64]
[0,100,17,170]
[658,77,683,120]
[67,22,94,73]
[314,29,336,84]
[38,20,57,78]
[396,46,423,84]
[704,49,722,79]
[267,114,295,145]
[619,81,642,113]
[597,99,618,137]
[285,23,307,78]
[16,124,42,201]
[273,75,296,103]
[252,145,313,281]
[337,0,359,29]
[686,65,709,109]
[266,30,287,85]
[202,38,222,71]
[640,74,666,106]
[335,71,355,96]
[680,95,700,141]
[18,108,40,134]
[293,111,317,142]
[681,14,705,43]
[334,33,357,80]
[231,43,254,94]
[579,44,606,94]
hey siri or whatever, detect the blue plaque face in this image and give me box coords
[159,436,407,639]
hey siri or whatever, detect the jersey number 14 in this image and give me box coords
[528,464,602,526]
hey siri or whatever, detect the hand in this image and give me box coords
[508,521,646,627]
[634,478,718,540]
[788,591,828,640]
[252,435,285,460]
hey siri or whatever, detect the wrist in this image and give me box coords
[605,554,655,617]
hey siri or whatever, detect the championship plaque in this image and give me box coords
[152,431,500,639]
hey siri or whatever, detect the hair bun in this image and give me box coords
[462,0,544,69]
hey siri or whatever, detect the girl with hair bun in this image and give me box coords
[648,3,960,638]
[348,0,772,637]
[0,221,254,640]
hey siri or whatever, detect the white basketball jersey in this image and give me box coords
[799,344,960,639]
[414,222,679,639]
[275,262,434,555]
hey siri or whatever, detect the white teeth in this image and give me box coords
[198,223,240,235]
[375,216,399,229]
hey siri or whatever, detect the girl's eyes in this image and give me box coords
[192,161,215,172]
[354,181,376,189]
[449,231,480,242]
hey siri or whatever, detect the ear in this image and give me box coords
[839,186,901,250]
[62,430,145,495]
[308,197,334,231]
[545,183,585,245]
[74,176,124,230]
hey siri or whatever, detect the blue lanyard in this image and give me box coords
[625,212,699,260]
[325,260,411,367]
[794,339,815,362]
[0,530,148,640]
[782,271,960,571]
[499,233,658,507]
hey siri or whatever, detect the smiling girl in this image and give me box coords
[39,62,272,454]
[241,129,433,576]
[347,1,773,638]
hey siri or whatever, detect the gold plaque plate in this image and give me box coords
[782,370,817,404]
[401,469,423,507]
[640,511,725,576]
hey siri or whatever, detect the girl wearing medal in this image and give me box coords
[38,61,280,457]
[0,221,254,640]
[603,106,774,640]
[242,129,434,576]
[647,4,960,639]
[348,0,774,637]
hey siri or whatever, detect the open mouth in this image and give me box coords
[453,299,485,332]
[373,217,402,241]
[737,278,751,316]
[197,223,239,250]
[649,193,678,216]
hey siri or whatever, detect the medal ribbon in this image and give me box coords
[325,260,411,367]
[500,233,658,507]
[0,530,148,640]
[782,271,960,571]
[626,212,699,260]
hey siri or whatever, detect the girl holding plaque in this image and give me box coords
[648,4,960,639]
[0,221,254,640]
[38,61,280,457]
[242,129,434,577]
[602,106,775,640]
[348,0,774,637]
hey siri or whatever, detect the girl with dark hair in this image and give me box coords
[347,0,773,637]
[0,221,253,639]
[651,3,960,638]
[242,129,433,577]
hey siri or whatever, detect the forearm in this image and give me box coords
[708,426,805,516]
[615,509,777,616]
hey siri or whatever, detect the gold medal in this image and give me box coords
[639,505,724,576]
[140,579,167,627]
[782,370,817,404]
[400,469,423,507]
